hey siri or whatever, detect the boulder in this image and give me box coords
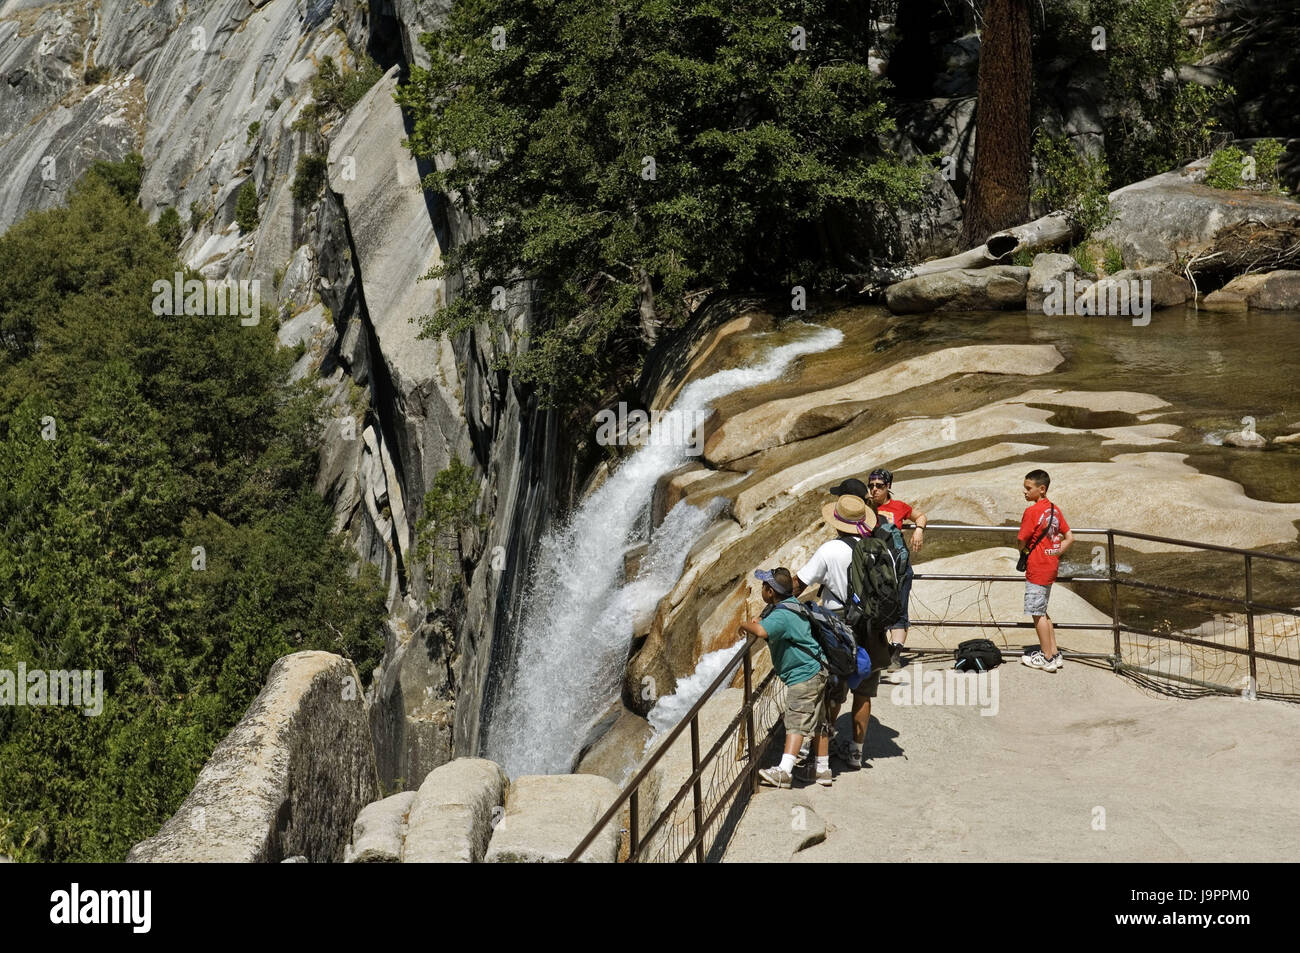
[576,706,655,786]
[886,265,1031,314]
[126,652,379,863]
[1274,432,1300,445]
[485,774,621,863]
[345,791,417,863]
[1074,266,1192,315]
[1027,253,1094,313]
[1224,430,1268,449]
[1095,168,1300,271]
[401,758,509,863]
[1203,270,1300,311]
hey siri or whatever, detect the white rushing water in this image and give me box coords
[645,638,746,739]
[483,323,844,776]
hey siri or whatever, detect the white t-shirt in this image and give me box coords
[795,537,855,611]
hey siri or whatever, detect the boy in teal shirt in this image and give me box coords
[740,567,832,788]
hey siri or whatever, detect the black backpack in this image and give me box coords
[766,601,859,679]
[838,536,903,631]
[953,639,1003,672]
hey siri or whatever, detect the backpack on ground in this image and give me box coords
[772,601,860,679]
[838,536,903,631]
[953,639,1003,672]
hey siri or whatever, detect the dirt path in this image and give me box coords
[722,658,1300,862]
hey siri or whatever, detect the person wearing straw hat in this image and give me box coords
[792,494,889,771]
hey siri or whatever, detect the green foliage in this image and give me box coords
[1102,240,1123,275]
[1031,131,1113,238]
[290,154,327,205]
[1067,243,1095,275]
[0,162,387,861]
[155,206,183,249]
[269,95,282,112]
[396,0,931,405]
[1205,145,1246,190]
[246,120,261,145]
[291,55,384,138]
[413,457,483,570]
[85,152,143,204]
[189,200,205,232]
[1204,140,1288,193]
[1011,249,1035,267]
[235,179,260,232]
[1252,138,1286,191]
[1042,1,1233,186]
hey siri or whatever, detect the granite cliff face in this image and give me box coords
[0,0,575,792]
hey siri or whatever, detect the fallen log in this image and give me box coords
[863,211,1077,290]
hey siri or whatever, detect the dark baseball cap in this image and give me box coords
[754,567,793,597]
[829,477,869,497]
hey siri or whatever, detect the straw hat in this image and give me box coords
[821,494,877,535]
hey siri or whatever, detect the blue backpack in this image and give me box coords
[770,601,863,680]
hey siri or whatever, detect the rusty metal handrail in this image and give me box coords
[566,633,769,862]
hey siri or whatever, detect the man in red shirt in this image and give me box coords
[1017,469,1074,672]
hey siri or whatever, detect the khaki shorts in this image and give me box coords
[783,668,828,738]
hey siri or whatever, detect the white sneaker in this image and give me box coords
[1021,649,1050,670]
[1045,652,1064,672]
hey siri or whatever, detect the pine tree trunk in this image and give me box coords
[962,0,1033,248]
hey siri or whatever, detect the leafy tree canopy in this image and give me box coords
[0,159,386,861]
[397,0,931,405]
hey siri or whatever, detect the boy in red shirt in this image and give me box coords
[1017,469,1073,672]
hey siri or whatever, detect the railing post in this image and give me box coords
[743,641,756,792]
[1107,530,1122,663]
[1244,553,1258,696]
[690,715,704,863]
[629,788,640,860]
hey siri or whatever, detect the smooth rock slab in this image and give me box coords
[126,652,378,863]
[485,774,621,863]
[402,758,509,863]
[345,791,417,863]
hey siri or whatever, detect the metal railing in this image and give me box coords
[908,524,1300,699]
[568,523,1300,862]
[567,633,781,863]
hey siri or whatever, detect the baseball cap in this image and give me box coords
[754,567,793,597]
[828,477,869,497]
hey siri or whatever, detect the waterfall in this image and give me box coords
[483,324,844,776]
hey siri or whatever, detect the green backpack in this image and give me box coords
[838,535,903,632]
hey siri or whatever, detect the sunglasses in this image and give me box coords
[867,482,888,489]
